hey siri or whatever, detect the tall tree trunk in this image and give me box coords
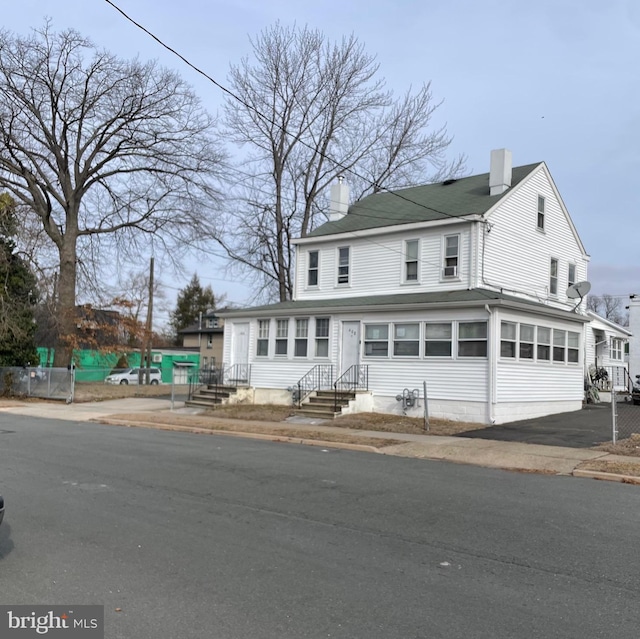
[53,238,77,367]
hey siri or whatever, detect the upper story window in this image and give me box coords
[206,335,213,349]
[568,263,576,289]
[443,234,459,279]
[308,250,319,287]
[294,319,309,357]
[315,317,330,357]
[404,239,419,283]
[537,195,545,230]
[337,247,350,285]
[549,258,558,296]
[275,319,289,356]
[256,319,270,357]
[206,317,219,328]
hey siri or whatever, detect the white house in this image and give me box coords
[219,149,605,424]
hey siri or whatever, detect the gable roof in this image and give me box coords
[306,163,542,237]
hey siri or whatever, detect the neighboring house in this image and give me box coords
[218,149,607,424]
[627,295,640,383]
[178,312,224,370]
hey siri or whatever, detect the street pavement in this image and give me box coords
[0,397,639,482]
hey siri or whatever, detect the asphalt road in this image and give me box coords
[1,415,640,639]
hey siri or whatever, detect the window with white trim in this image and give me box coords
[404,239,419,282]
[256,319,269,357]
[610,338,623,361]
[443,235,459,278]
[206,335,213,349]
[568,331,580,363]
[458,321,487,357]
[519,324,535,359]
[424,322,452,357]
[308,250,319,287]
[364,324,389,357]
[275,319,288,356]
[549,258,558,296]
[294,319,308,357]
[537,195,545,230]
[568,263,576,289]
[393,323,420,357]
[337,247,350,285]
[500,321,517,358]
[537,327,551,361]
[553,329,566,362]
[315,317,330,357]
[206,317,219,328]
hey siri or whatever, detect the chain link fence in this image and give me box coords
[612,390,640,443]
[0,367,74,402]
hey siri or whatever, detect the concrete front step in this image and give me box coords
[294,409,340,420]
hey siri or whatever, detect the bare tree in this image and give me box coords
[587,294,628,326]
[0,23,225,365]
[219,22,465,301]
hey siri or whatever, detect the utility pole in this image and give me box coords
[144,257,154,384]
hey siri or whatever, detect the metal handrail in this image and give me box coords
[224,364,251,387]
[333,365,368,412]
[295,364,333,408]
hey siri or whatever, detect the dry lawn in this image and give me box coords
[73,382,184,402]
[576,433,640,478]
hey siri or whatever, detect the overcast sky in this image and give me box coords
[3,0,638,323]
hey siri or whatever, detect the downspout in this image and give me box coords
[485,304,495,424]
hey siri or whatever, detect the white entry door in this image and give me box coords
[341,321,360,373]
[232,322,250,366]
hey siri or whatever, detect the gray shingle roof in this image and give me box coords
[307,163,542,237]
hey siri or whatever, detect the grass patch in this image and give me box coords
[592,433,640,458]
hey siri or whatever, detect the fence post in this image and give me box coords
[611,390,617,444]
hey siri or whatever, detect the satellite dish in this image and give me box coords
[566,281,591,299]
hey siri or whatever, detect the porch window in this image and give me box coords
[294,319,308,357]
[549,258,558,296]
[537,195,545,230]
[424,322,452,357]
[404,239,419,282]
[519,324,535,359]
[256,319,270,357]
[275,319,289,356]
[308,250,319,287]
[337,247,350,285]
[568,331,580,363]
[393,323,420,357]
[364,324,389,357]
[610,338,623,361]
[553,329,566,362]
[537,327,551,361]
[500,321,517,358]
[315,317,330,357]
[458,321,487,357]
[443,234,459,278]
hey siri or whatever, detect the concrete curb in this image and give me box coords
[96,418,384,454]
[571,469,640,484]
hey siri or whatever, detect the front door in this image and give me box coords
[231,322,250,383]
[341,321,360,373]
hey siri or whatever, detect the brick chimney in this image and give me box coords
[329,176,349,221]
[489,149,512,196]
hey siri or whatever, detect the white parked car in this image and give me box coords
[104,367,162,385]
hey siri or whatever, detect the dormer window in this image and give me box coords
[537,195,545,230]
[206,318,219,329]
[443,235,459,278]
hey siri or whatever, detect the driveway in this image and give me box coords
[457,403,622,449]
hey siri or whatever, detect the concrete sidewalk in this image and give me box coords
[0,398,638,483]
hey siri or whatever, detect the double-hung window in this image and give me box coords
[308,250,319,287]
[549,258,558,296]
[364,324,389,357]
[537,195,545,230]
[537,327,551,361]
[294,319,308,357]
[256,319,270,356]
[443,235,459,278]
[519,324,535,359]
[404,239,419,282]
[568,331,580,363]
[610,338,623,361]
[275,319,288,355]
[315,318,330,357]
[500,322,517,358]
[424,323,452,357]
[337,247,350,285]
[553,329,566,362]
[568,263,576,289]
[458,321,487,357]
[393,323,420,356]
